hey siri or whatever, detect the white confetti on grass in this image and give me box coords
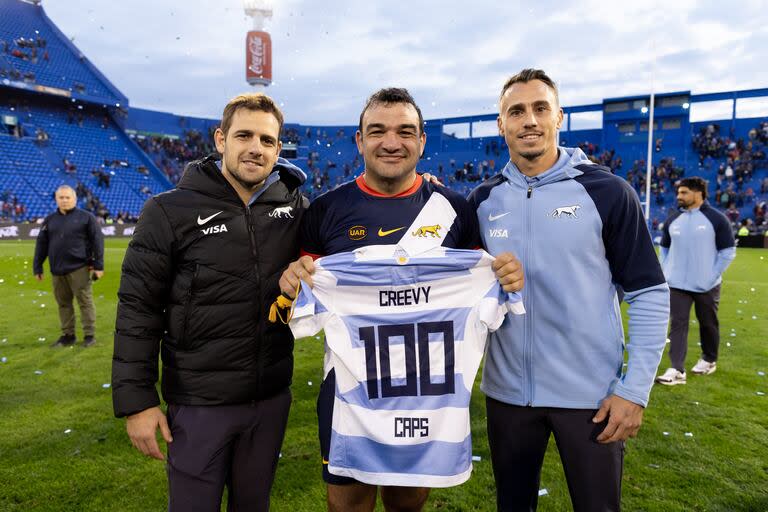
[471,455,482,462]
[662,431,670,436]
[684,432,694,438]
[34,370,43,375]
[64,429,72,434]
[538,489,549,497]
[757,392,766,396]
[758,371,765,377]
[102,383,111,389]
[1,357,6,363]
[307,381,313,386]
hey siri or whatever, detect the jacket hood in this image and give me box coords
[501,147,593,188]
[177,154,307,202]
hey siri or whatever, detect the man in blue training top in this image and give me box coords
[655,177,736,385]
[468,68,670,511]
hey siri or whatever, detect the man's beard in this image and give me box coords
[520,149,546,161]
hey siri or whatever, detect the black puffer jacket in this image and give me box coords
[112,155,308,417]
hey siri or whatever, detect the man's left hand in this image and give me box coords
[492,252,524,293]
[93,270,104,280]
[593,394,644,443]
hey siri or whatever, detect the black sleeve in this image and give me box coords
[577,170,665,293]
[602,180,665,292]
[702,208,735,250]
[455,197,482,249]
[32,218,50,275]
[88,214,105,270]
[112,198,176,417]
[299,196,327,256]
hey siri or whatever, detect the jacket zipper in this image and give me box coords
[525,184,534,406]
[245,206,264,387]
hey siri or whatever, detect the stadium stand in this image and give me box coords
[0,0,765,239]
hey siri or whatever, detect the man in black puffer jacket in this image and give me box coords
[112,93,308,512]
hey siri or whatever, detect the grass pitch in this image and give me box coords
[0,239,766,511]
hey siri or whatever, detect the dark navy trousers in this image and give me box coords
[166,389,291,512]
[486,397,624,512]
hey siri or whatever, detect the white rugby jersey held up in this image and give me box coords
[290,245,524,487]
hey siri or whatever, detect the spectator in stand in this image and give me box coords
[726,204,740,223]
[33,185,104,348]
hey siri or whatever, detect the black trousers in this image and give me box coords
[668,285,721,372]
[166,389,292,512]
[486,397,624,512]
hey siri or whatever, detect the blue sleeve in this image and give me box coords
[713,247,736,277]
[613,282,670,407]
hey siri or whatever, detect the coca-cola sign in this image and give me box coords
[246,31,272,86]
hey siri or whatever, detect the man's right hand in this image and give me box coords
[35,273,44,281]
[279,256,316,298]
[126,406,173,460]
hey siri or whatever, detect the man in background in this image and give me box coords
[656,177,736,385]
[33,184,103,347]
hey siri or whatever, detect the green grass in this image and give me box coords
[0,240,766,511]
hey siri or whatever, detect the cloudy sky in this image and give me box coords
[43,0,768,127]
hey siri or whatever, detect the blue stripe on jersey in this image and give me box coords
[341,308,471,349]
[294,279,328,313]
[318,249,484,287]
[337,373,472,410]
[330,431,472,477]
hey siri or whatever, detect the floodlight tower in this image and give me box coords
[243,0,273,90]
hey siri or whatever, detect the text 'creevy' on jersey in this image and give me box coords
[289,245,524,487]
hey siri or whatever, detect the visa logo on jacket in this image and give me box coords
[201,223,228,235]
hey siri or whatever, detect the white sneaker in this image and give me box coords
[655,368,687,386]
[691,359,717,375]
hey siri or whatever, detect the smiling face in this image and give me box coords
[355,102,426,191]
[498,79,563,175]
[214,108,282,191]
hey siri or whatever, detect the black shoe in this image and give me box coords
[82,335,96,347]
[51,334,76,348]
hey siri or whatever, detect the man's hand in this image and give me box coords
[420,172,444,186]
[492,252,524,293]
[126,406,173,460]
[93,270,104,280]
[593,394,644,443]
[35,273,44,281]
[279,256,316,298]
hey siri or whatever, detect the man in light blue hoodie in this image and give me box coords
[469,69,670,511]
[655,177,735,386]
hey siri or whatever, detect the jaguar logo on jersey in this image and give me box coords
[269,206,294,219]
[412,224,441,238]
[550,205,581,218]
[348,225,367,240]
[201,224,228,236]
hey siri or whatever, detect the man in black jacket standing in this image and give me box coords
[112,93,308,512]
[33,185,104,347]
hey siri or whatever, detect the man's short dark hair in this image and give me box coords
[678,176,708,200]
[499,68,559,106]
[358,88,424,135]
[220,93,284,137]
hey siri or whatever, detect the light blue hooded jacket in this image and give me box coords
[469,147,669,408]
